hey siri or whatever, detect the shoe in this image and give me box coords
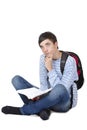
[1,106,22,115]
[38,109,51,120]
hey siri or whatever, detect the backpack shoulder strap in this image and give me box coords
[60,51,73,108]
[60,51,69,74]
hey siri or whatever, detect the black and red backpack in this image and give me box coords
[60,51,84,90]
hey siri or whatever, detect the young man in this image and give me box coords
[1,32,78,120]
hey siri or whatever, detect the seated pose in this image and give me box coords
[1,31,78,120]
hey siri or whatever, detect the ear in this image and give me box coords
[55,42,58,48]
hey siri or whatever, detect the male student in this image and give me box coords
[1,31,78,120]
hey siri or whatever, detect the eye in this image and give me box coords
[46,43,50,46]
[40,45,43,49]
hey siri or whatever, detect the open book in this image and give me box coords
[17,87,52,99]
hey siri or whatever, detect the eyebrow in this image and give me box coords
[39,44,44,47]
[40,42,51,47]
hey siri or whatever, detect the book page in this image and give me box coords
[17,87,52,99]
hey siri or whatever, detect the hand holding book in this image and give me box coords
[17,87,52,100]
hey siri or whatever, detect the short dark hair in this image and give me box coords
[38,31,57,46]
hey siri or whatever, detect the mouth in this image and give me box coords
[45,54,49,57]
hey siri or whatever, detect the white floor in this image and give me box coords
[0,0,87,129]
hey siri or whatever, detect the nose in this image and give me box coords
[43,47,48,53]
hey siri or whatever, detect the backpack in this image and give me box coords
[60,51,84,90]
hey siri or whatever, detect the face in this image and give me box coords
[39,39,58,58]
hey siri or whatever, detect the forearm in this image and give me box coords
[47,69,61,88]
[47,66,77,91]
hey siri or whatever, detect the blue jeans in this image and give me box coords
[12,75,71,115]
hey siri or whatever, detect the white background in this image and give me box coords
[0,0,87,129]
